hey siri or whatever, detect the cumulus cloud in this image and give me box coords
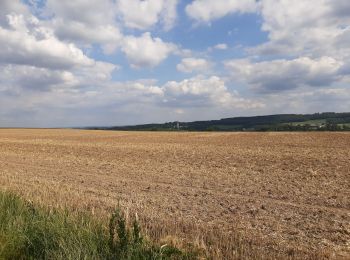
[225,57,343,93]
[117,0,178,31]
[0,64,77,92]
[122,32,176,68]
[186,0,258,23]
[251,1,350,92]
[1,0,180,70]
[0,9,117,93]
[101,76,263,111]
[162,76,263,109]
[73,62,117,83]
[0,0,29,25]
[1,0,349,127]
[0,14,94,70]
[45,0,122,53]
[185,0,350,95]
[177,58,211,73]
[0,61,117,94]
[255,87,350,116]
[160,0,178,31]
[44,0,179,52]
[252,0,350,58]
[46,0,116,26]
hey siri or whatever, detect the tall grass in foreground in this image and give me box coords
[0,192,195,259]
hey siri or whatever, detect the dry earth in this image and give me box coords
[0,129,349,259]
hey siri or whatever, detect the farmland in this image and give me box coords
[0,129,349,259]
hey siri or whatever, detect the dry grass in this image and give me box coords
[0,129,349,259]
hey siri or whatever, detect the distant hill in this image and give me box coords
[86,112,350,131]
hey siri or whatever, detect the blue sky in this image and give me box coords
[0,0,349,127]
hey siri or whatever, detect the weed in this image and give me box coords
[0,191,194,260]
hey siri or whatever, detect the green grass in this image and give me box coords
[0,192,195,260]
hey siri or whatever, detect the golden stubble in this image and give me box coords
[0,129,349,259]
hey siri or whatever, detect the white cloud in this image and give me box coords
[71,61,117,86]
[177,58,211,73]
[252,0,350,58]
[225,57,343,93]
[44,0,179,53]
[186,0,258,23]
[160,0,178,31]
[0,60,117,94]
[0,14,93,70]
[1,0,350,127]
[0,10,117,93]
[117,0,178,31]
[46,0,116,26]
[118,0,162,30]
[45,0,122,52]
[0,0,29,25]
[216,0,350,95]
[214,43,228,50]
[162,76,263,109]
[0,64,77,92]
[255,87,350,115]
[122,32,176,68]
[53,21,122,52]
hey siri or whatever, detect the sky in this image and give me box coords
[0,0,349,127]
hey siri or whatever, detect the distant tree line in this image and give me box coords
[252,122,350,132]
[85,112,350,132]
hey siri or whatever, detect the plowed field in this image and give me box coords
[0,129,349,259]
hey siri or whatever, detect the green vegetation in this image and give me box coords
[86,112,350,132]
[0,192,194,260]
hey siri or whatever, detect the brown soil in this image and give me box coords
[0,129,349,259]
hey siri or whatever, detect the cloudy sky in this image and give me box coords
[0,0,349,127]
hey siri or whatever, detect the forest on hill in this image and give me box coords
[87,112,350,132]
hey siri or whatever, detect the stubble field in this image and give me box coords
[0,129,349,259]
